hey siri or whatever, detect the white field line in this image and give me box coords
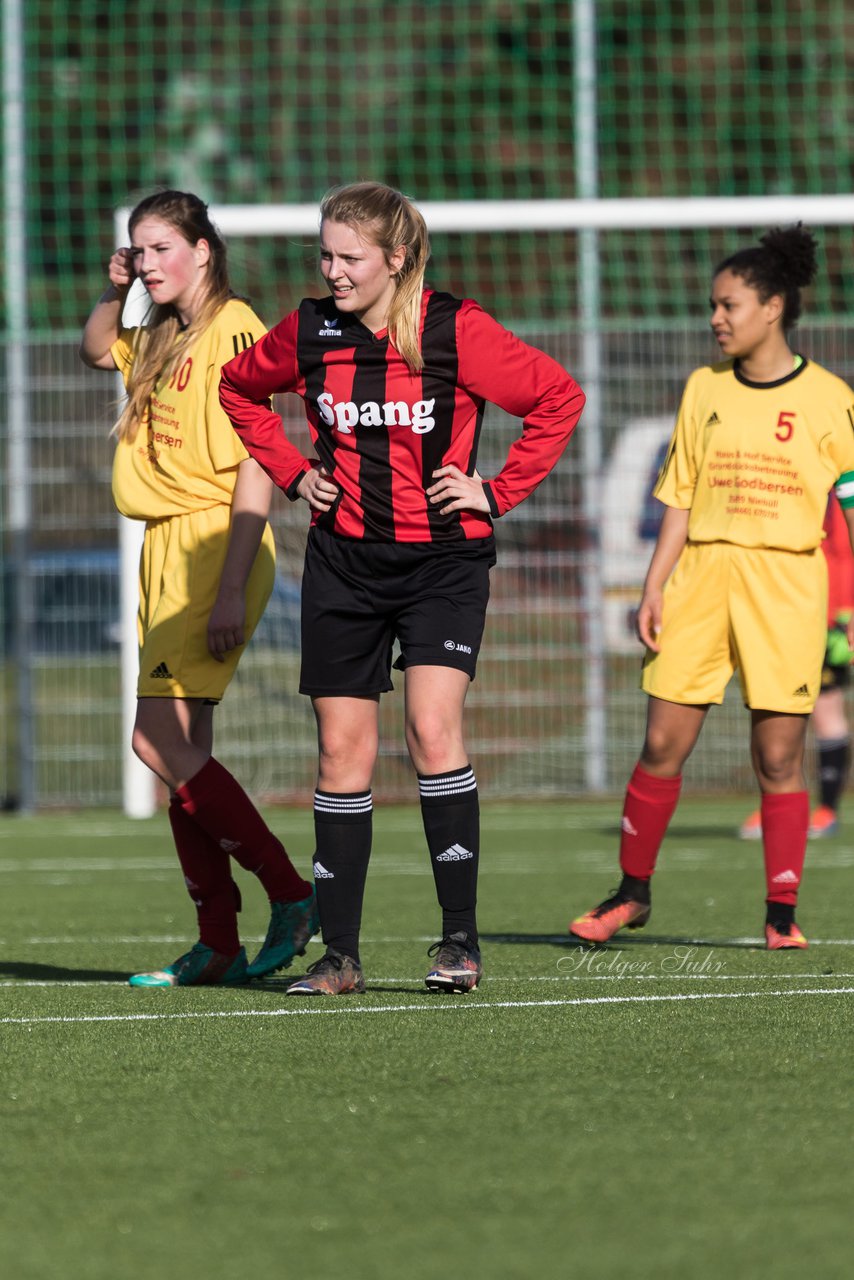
[4,854,854,874]
[0,812,621,839]
[0,808,815,839]
[3,971,854,989]
[1,986,853,1026]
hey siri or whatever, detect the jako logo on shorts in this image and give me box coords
[317,392,436,435]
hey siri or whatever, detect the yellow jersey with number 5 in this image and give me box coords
[111,297,266,520]
[654,358,854,551]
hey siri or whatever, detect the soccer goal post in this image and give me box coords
[116,194,854,818]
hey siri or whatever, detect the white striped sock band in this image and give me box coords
[314,791,373,816]
[418,767,477,799]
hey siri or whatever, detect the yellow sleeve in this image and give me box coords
[652,371,700,509]
[205,307,268,473]
[825,381,854,483]
[109,328,138,386]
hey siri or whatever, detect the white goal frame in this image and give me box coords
[116,194,854,816]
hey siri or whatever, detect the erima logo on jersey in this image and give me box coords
[317,391,436,435]
[318,319,342,336]
[435,844,474,862]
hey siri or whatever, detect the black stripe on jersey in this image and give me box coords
[231,331,255,357]
[351,335,396,540]
[297,302,344,532]
[657,430,677,489]
[420,292,465,542]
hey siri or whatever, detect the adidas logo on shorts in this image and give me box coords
[149,661,173,679]
[793,683,810,697]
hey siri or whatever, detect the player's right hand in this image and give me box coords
[636,590,663,652]
[108,247,135,292]
[297,463,340,513]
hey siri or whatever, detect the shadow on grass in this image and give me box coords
[248,975,431,997]
[481,931,764,951]
[0,960,131,982]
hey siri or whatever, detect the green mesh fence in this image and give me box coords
[12,0,854,333]
[6,1,854,807]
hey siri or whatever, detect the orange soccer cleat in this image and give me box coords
[765,920,809,950]
[569,882,651,944]
[739,810,763,840]
[808,805,839,839]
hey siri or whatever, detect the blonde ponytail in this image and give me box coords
[320,182,430,373]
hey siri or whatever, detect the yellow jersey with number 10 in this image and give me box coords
[655,358,854,551]
[111,297,266,521]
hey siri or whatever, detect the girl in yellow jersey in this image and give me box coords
[80,191,316,986]
[570,225,854,950]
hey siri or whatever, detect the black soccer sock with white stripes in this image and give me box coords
[312,789,373,965]
[419,765,480,943]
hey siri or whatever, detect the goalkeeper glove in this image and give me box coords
[826,612,853,667]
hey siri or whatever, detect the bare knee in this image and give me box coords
[750,713,807,792]
[639,726,687,776]
[405,713,466,776]
[753,745,803,791]
[638,700,706,776]
[318,726,377,792]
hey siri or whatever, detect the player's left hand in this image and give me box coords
[427,464,490,515]
[207,589,245,662]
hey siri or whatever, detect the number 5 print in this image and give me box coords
[775,411,795,442]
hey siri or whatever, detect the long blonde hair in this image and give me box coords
[114,191,232,442]
[319,182,430,373]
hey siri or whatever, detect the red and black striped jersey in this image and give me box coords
[219,289,585,543]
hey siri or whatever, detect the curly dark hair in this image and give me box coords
[714,224,819,329]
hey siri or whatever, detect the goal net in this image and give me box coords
[112,196,854,814]
[5,0,854,811]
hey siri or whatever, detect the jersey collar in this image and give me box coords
[733,356,809,389]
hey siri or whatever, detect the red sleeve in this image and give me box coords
[456,302,586,517]
[823,493,854,620]
[218,310,311,499]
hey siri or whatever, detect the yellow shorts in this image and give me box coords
[136,505,276,701]
[641,541,827,713]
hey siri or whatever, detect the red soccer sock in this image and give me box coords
[618,764,682,880]
[167,798,241,955]
[176,757,312,904]
[761,790,809,906]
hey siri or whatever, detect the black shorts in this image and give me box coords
[821,658,850,693]
[299,527,497,697]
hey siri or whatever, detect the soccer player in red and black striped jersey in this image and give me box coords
[220,181,585,995]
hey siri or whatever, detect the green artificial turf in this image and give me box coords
[1,801,852,1279]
